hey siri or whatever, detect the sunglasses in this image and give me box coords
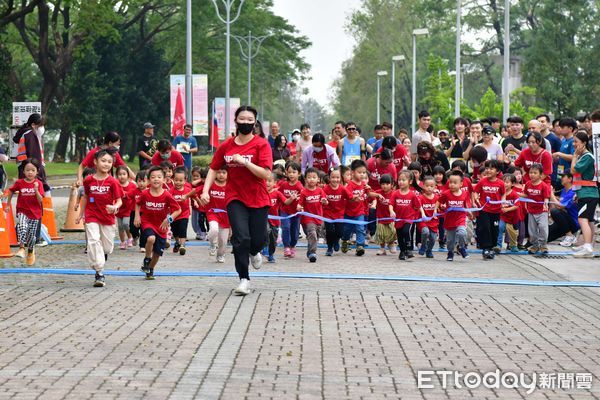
[347,127,357,131]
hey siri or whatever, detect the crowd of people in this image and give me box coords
[6,107,599,294]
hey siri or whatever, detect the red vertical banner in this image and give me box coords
[210,100,220,148]
[171,85,186,137]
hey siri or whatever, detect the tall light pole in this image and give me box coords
[502,0,510,123]
[412,28,429,135]
[211,0,245,137]
[455,0,462,118]
[185,0,192,124]
[376,71,388,124]
[391,55,405,131]
[231,31,271,105]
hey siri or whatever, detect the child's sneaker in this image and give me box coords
[179,246,186,256]
[446,251,454,261]
[119,242,127,250]
[251,253,263,270]
[492,246,501,254]
[261,247,269,256]
[355,246,365,256]
[528,246,539,254]
[398,251,406,261]
[509,246,519,253]
[16,248,26,258]
[438,243,446,250]
[173,242,181,253]
[132,238,138,247]
[376,248,387,256]
[141,257,151,274]
[333,242,340,252]
[146,268,155,280]
[425,251,434,258]
[418,246,425,256]
[283,247,291,258]
[458,247,469,259]
[216,255,225,263]
[308,253,317,263]
[209,244,218,256]
[93,273,105,287]
[540,246,549,255]
[290,248,297,258]
[26,250,35,266]
[128,238,134,247]
[388,244,397,254]
[341,240,349,253]
[267,255,276,263]
[406,250,414,259]
[325,248,333,257]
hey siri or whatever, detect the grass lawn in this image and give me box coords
[3,161,138,179]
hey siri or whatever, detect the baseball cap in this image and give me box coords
[482,126,496,135]
[143,122,155,129]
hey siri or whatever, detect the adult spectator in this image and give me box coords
[464,123,504,163]
[289,129,301,160]
[397,128,409,142]
[379,135,410,171]
[78,131,134,186]
[577,113,592,137]
[137,122,158,170]
[514,131,553,184]
[13,113,50,193]
[487,116,501,133]
[366,124,384,157]
[267,121,280,148]
[571,131,598,258]
[295,123,312,162]
[502,116,527,163]
[333,120,346,140]
[446,117,470,165]
[410,111,433,159]
[552,118,576,187]
[301,133,340,174]
[367,148,397,190]
[328,128,341,149]
[151,139,185,168]
[548,172,579,245]
[537,114,561,153]
[372,122,398,153]
[416,141,450,177]
[272,134,291,166]
[200,105,272,295]
[172,124,198,172]
[337,121,366,166]
[526,119,551,151]
[254,120,266,138]
[438,129,451,153]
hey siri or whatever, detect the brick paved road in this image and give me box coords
[0,196,599,399]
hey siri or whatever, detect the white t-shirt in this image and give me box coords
[410,130,432,154]
[296,137,312,157]
[476,143,503,160]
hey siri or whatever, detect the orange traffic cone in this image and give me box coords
[61,185,84,232]
[41,196,63,240]
[0,201,14,258]
[3,202,18,247]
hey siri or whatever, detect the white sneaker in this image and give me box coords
[209,244,217,256]
[37,240,48,247]
[559,235,576,247]
[234,278,250,295]
[388,244,397,254]
[15,248,26,258]
[216,255,225,263]
[572,244,585,252]
[573,246,594,258]
[250,253,263,270]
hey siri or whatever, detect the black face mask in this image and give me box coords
[237,123,255,135]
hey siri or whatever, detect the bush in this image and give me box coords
[192,155,213,168]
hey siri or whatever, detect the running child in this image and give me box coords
[389,170,424,260]
[75,167,95,254]
[498,173,521,252]
[206,168,230,263]
[520,163,551,254]
[134,166,181,279]
[129,171,147,250]
[190,166,208,240]
[323,168,349,256]
[436,170,471,262]
[6,158,44,265]
[472,160,505,260]
[298,167,328,262]
[417,176,439,258]
[116,165,137,250]
[278,162,303,258]
[432,165,447,249]
[372,174,396,255]
[160,161,175,191]
[266,173,287,262]
[341,159,370,256]
[170,166,193,255]
[76,150,124,287]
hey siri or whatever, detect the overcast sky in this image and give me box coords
[271,0,363,111]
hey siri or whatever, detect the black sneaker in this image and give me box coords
[141,257,151,274]
[399,251,407,261]
[173,242,181,253]
[179,246,186,256]
[93,273,105,287]
[164,241,170,250]
[406,250,414,259]
[308,253,317,263]
[355,246,365,256]
[459,246,469,259]
[446,251,454,262]
[146,268,155,280]
[482,249,491,260]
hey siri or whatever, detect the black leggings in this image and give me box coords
[548,208,578,243]
[396,224,412,252]
[325,222,344,250]
[476,211,499,250]
[227,201,269,280]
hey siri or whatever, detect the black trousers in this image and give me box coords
[476,211,499,250]
[129,211,140,239]
[548,208,578,243]
[266,222,278,256]
[227,201,269,280]
[325,222,344,249]
[396,224,412,252]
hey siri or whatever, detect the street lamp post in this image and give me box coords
[502,0,510,122]
[211,0,245,137]
[376,71,388,124]
[391,55,405,131]
[185,0,192,124]
[231,31,272,105]
[412,28,429,135]
[455,0,462,118]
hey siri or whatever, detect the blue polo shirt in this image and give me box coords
[172,135,198,171]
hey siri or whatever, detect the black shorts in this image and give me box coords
[577,198,599,221]
[170,218,189,238]
[140,228,166,257]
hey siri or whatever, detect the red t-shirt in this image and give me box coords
[501,189,522,225]
[390,189,421,229]
[299,187,326,225]
[323,185,349,220]
[523,180,551,214]
[9,179,44,220]
[328,140,339,149]
[375,189,394,225]
[418,193,439,232]
[279,180,304,215]
[151,150,185,169]
[474,177,505,214]
[367,158,397,191]
[345,180,370,217]
[515,148,553,184]
[171,183,193,220]
[81,147,126,169]
[117,181,138,218]
[137,189,181,238]
[268,189,287,227]
[438,189,471,230]
[311,149,330,173]
[444,176,473,195]
[210,136,273,208]
[191,183,206,212]
[375,145,408,171]
[83,175,124,226]
[207,183,230,228]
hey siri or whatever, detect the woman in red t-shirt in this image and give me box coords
[514,131,553,184]
[77,131,135,186]
[200,106,273,296]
